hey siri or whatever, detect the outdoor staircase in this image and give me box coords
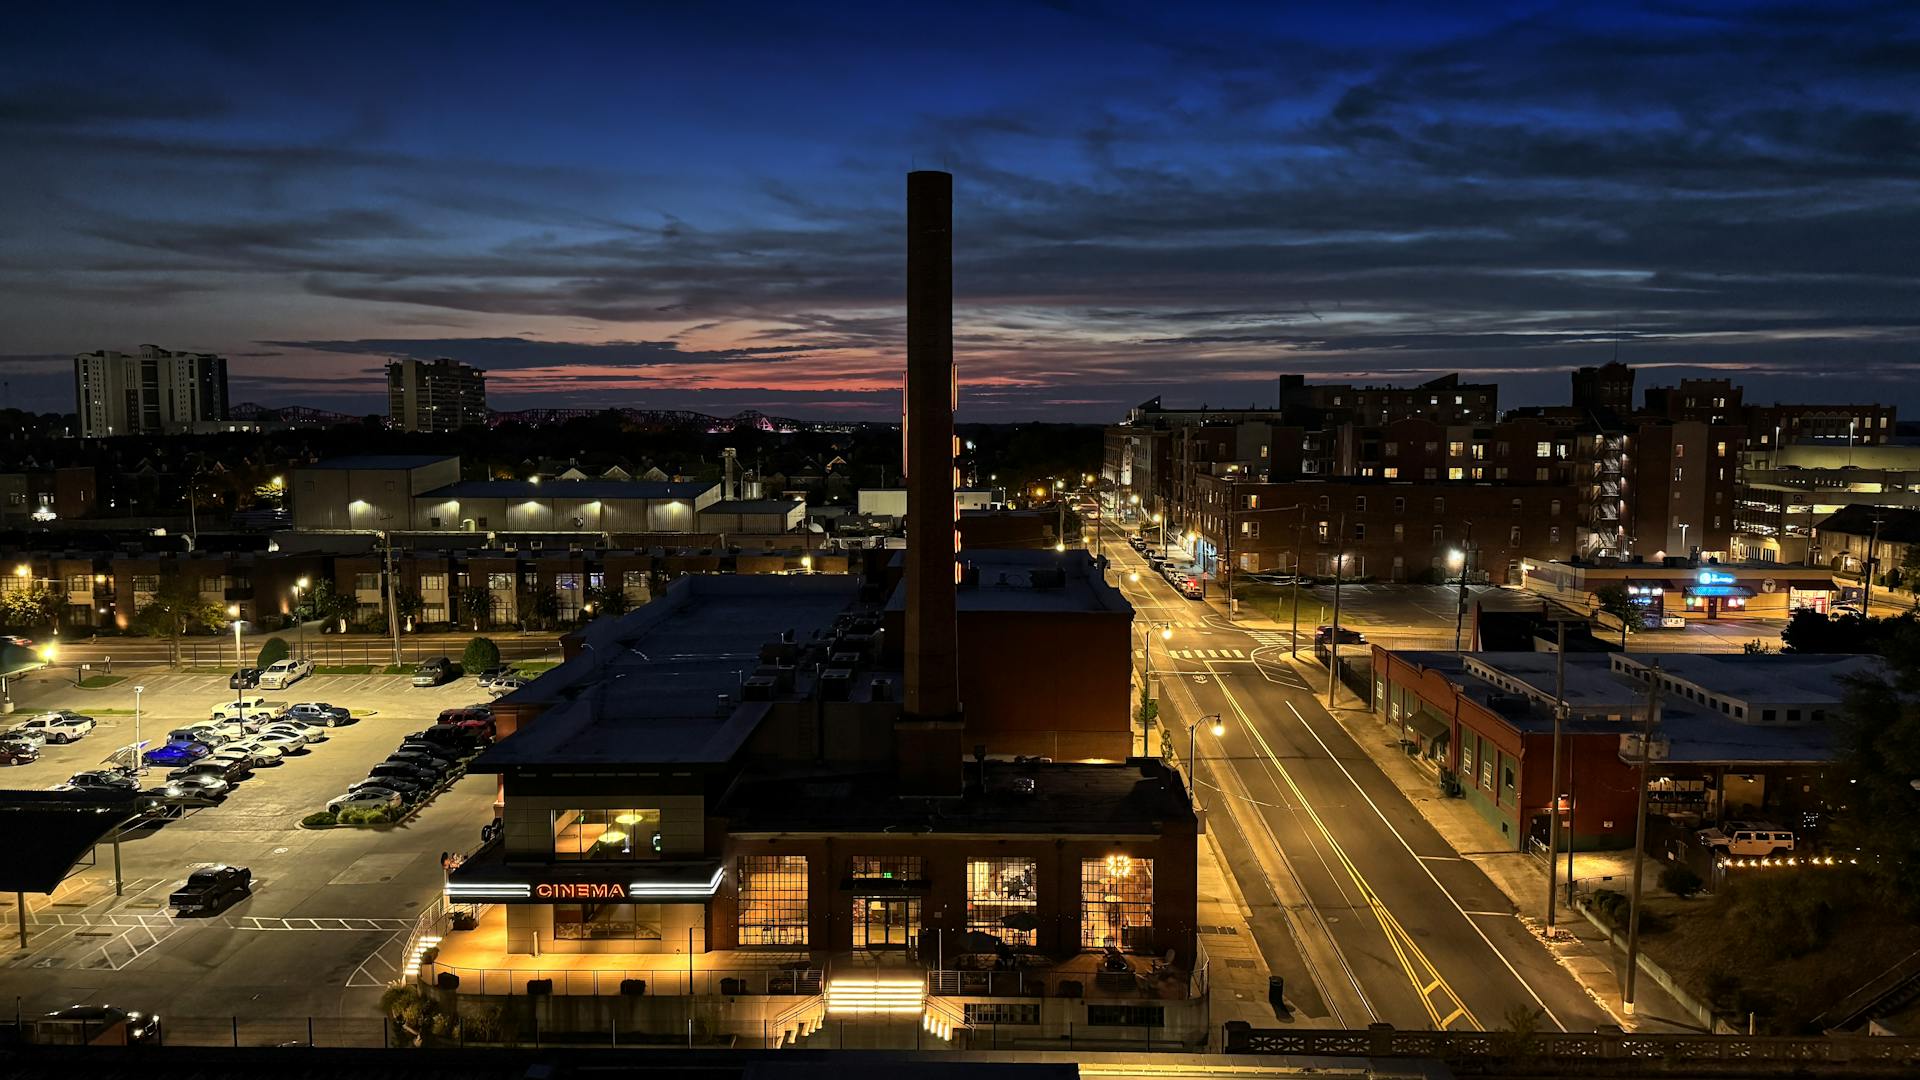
[772,995,826,1047]
[776,974,969,1047]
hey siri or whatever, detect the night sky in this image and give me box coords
[1,1,1916,420]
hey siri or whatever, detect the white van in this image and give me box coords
[258,658,314,689]
[1697,820,1795,857]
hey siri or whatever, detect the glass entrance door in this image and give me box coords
[853,897,919,950]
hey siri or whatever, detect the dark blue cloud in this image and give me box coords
[0,0,1915,419]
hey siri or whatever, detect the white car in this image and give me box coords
[214,743,284,769]
[328,789,402,814]
[263,721,326,745]
[258,658,314,690]
[19,711,96,743]
[251,730,312,754]
[210,697,279,725]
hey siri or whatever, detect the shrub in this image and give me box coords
[256,636,291,668]
[462,636,501,673]
[379,983,437,1027]
[337,806,394,826]
[1703,965,1742,1010]
[1729,874,1836,959]
[1659,864,1705,899]
[459,1002,508,1042]
[301,810,338,828]
[1588,888,1628,926]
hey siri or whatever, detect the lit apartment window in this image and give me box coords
[1383,467,1400,478]
[1245,494,1260,510]
[1675,443,1686,458]
[738,855,809,945]
[1536,467,1550,481]
[1535,442,1552,458]
[1471,467,1485,480]
[1393,523,1405,541]
[1674,467,1684,482]
[968,858,1039,946]
[1716,441,1727,457]
[1259,445,1268,458]
[1081,856,1154,950]
[1317,521,1330,541]
[1448,441,1465,456]
[1471,443,1486,460]
[1448,468,1465,480]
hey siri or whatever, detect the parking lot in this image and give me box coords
[0,668,503,1021]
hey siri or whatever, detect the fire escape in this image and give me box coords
[1586,433,1626,558]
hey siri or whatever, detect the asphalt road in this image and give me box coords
[1103,528,1614,1033]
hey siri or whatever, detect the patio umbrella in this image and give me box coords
[999,911,1041,933]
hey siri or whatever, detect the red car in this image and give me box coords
[0,742,39,766]
[435,707,496,741]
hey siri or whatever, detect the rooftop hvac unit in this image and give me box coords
[529,539,544,551]
[818,669,853,702]
[504,542,519,553]
[741,675,778,701]
[869,677,893,702]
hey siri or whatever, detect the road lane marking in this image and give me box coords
[1213,661,1480,1032]
[1283,699,1568,1032]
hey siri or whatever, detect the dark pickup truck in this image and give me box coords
[169,864,251,915]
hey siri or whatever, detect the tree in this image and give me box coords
[456,584,492,631]
[0,585,62,631]
[1833,627,1920,914]
[586,584,629,619]
[305,578,354,630]
[530,590,561,629]
[128,574,227,668]
[1903,543,1920,582]
[256,636,290,669]
[1592,584,1636,649]
[393,585,425,627]
[462,636,500,673]
[1781,609,1920,654]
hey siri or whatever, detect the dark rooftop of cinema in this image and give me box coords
[472,574,865,770]
[719,760,1192,835]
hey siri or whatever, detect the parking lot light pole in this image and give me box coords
[228,604,243,711]
[1141,622,1173,756]
[133,685,145,775]
[293,577,310,659]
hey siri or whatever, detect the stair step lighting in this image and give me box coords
[824,977,926,1015]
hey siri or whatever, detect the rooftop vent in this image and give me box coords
[870,677,894,702]
[715,693,733,716]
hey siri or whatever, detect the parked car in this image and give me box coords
[143,739,212,767]
[251,729,313,754]
[472,666,511,688]
[258,658,314,690]
[218,742,285,768]
[1697,821,1795,857]
[1314,625,1368,646]
[2,728,48,752]
[485,675,528,698]
[1144,551,1167,569]
[170,758,251,783]
[408,723,486,750]
[263,719,328,744]
[411,656,458,687]
[149,773,231,801]
[385,749,457,776]
[0,742,39,766]
[328,789,403,814]
[396,739,464,764]
[67,769,140,792]
[1128,535,1148,551]
[19,710,96,743]
[169,724,232,749]
[210,697,279,725]
[348,775,429,803]
[368,761,438,785]
[1177,576,1204,600]
[284,702,351,726]
[435,707,496,740]
[39,1005,160,1045]
[169,864,251,915]
[229,667,262,690]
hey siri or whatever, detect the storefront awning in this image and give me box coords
[448,856,725,904]
[1396,711,1450,743]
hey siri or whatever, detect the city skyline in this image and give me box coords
[2,0,1917,421]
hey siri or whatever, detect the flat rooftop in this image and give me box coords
[472,575,861,769]
[301,454,455,470]
[1654,702,1835,764]
[703,499,803,514]
[887,549,1132,615]
[425,479,716,500]
[1615,652,1880,703]
[721,761,1191,835]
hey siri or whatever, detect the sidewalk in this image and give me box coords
[1195,817,1286,1032]
[1300,655,1701,1034]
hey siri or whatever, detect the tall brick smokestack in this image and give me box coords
[898,170,964,793]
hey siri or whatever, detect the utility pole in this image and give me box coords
[1624,662,1661,1015]
[1865,516,1885,617]
[1453,520,1474,651]
[1287,504,1306,657]
[384,531,403,668]
[1326,512,1345,708]
[1544,618,1568,934]
[1223,476,1235,621]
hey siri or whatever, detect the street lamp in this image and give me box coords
[228,604,244,711]
[292,577,310,659]
[1186,713,1226,811]
[1139,621,1174,756]
[133,685,145,775]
